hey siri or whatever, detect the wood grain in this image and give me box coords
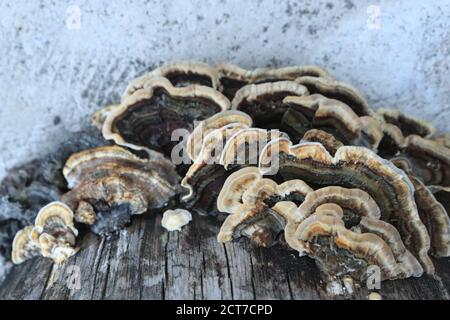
[1,213,449,300]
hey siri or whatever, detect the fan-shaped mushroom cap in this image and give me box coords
[358,217,423,277]
[11,226,41,264]
[434,133,450,148]
[12,202,78,264]
[377,123,407,158]
[63,145,144,188]
[186,110,252,161]
[217,62,331,83]
[283,94,321,115]
[61,146,179,234]
[301,129,344,155]
[217,167,313,215]
[180,162,229,214]
[217,167,314,246]
[103,76,230,155]
[220,128,288,169]
[271,201,307,253]
[181,115,256,201]
[231,81,309,129]
[274,179,314,200]
[282,94,382,150]
[62,145,175,189]
[377,108,435,139]
[217,167,262,213]
[180,125,287,214]
[216,62,330,99]
[295,76,372,117]
[295,204,422,281]
[312,98,361,142]
[123,62,222,100]
[92,104,121,130]
[396,135,450,188]
[218,201,284,246]
[359,116,384,152]
[161,209,192,232]
[217,204,285,246]
[272,186,382,254]
[37,232,78,264]
[259,138,433,273]
[181,123,248,200]
[407,175,450,257]
[33,201,78,238]
[298,186,381,223]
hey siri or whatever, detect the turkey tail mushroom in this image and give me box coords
[295,76,372,116]
[103,76,230,156]
[186,110,252,162]
[123,61,222,100]
[282,94,383,149]
[11,226,41,264]
[217,62,331,100]
[300,129,344,156]
[217,167,313,246]
[377,108,435,139]
[293,204,422,284]
[61,146,179,234]
[12,202,78,264]
[394,135,450,189]
[180,111,286,214]
[231,81,309,130]
[259,137,434,274]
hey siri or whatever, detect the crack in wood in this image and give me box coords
[1,214,450,300]
[222,244,234,300]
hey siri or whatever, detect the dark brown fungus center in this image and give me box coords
[114,88,222,155]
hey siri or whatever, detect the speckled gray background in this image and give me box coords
[0,0,449,179]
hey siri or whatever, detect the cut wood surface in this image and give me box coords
[1,213,449,300]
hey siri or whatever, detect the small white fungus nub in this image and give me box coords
[161,209,192,232]
[368,292,382,300]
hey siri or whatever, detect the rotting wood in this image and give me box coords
[1,213,449,300]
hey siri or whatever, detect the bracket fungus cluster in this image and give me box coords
[61,146,179,234]
[1,61,449,297]
[216,167,424,290]
[12,202,78,264]
[181,110,287,214]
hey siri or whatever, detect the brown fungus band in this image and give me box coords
[282,94,382,149]
[393,135,450,189]
[123,62,222,100]
[61,146,179,234]
[217,167,313,246]
[217,62,331,100]
[377,108,435,139]
[300,129,344,156]
[181,114,287,215]
[289,203,422,286]
[103,76,230,155]
[295,76,372,117]
[231,81,309,131]
[258,138,434,274]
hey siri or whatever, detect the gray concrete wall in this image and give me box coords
[0,0,449,179]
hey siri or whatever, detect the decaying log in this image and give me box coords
[1,212,449,300]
